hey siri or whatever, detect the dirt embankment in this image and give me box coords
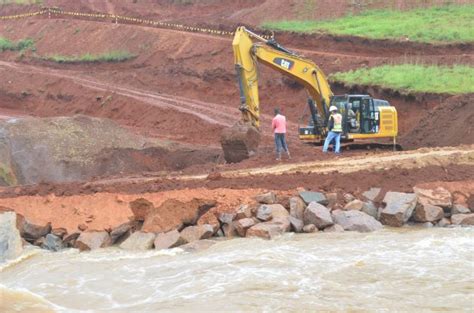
[0,115,220,186]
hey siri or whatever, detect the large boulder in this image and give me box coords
[303,202,333,229]
[256,205,272,221]
[414,187,452,209]
[362,188,382,202]
[42,234,64,252]
[361,201,379,219]
[234,218,256,237]
[255,192,277,204]
[197,212,220,232]
[380,192,417,227]
[246,222,286,239]
[235,205,252,220]
[0,212,23,261]
[180,225,214,243]
[299,191,328,206]
[75,231,112,251]
[451,214,474,226]
[154,230,185,250]
[413,204,444,223]
[119,231,156,251]
[110,221,136,244]
[222,222,238,238]
[332,210,383,232]
[141,198,215,233]
[21,220,52,242]
[451,204,470,215]
[289,197,306,220]
[218,212,236,224]
[289,216,304,233]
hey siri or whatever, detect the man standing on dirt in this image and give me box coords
[272,108,290,161]
[323,105,343,154]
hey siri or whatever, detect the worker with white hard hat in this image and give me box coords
[323,105,343,154]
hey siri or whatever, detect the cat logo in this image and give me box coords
[273,58,294,71]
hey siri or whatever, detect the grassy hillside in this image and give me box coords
[331,64,474,94]
[41,51,136,63]
[263,5,474,44]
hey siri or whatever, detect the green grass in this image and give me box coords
[262,5,474,43]
[41,50,136,64]
[330,64,474,94]
[0,37,34,52]
[0,0,43,4]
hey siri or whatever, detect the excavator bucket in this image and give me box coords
[220,122,261,163]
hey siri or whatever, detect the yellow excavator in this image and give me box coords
[221,26,398,163]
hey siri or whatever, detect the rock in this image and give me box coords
[299,191,328,206]
[324,224,345,233]
[413,204,444,223]
[78,223,88,232]
[361,201,378,219]
[380,192,418,227]
[235,205,252,220]
[246,222,286,239]
[343,193,356,203]
[289,216,304,233]
[42,234,64,251]
[421,222,433,228]
[414,187,452,209]
[63,232,80,247]
[119,231,156,251]
[154,230,185,250]
[302,224,317,233]
[289,197,306,220]
[21,220,52,242]
[452,204,470,215]
[75,231,112,251]
[362,188,382,202]
[51,228,67,239]
[256,205,272,221]
[222,222,238,238]
[0,212,23,261]
[234,218,256,237]
[437,218,451,227]
[110,222,133,244]
[180,225,214,243]
[218,212,236,224]
[180,240,216,253]
[269,204,290,220]
[129,198,154,221]
[33,237,45,247]
[332,210,383,232]
[343,200,365,211]
[142,198,216,233]
[255,191,277,204]
[326,193,338,209]
[197,212,220,232]
[216,229,224,237]
[303,202,333,229]
[451,214,474,226]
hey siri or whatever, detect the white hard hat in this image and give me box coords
[329,105,338,112]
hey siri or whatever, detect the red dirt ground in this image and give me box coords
[0,2,472,234]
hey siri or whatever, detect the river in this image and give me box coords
[1,227,473,312]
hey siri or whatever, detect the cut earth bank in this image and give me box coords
[2,183,473,260]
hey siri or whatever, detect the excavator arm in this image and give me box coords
[232,26,333,128]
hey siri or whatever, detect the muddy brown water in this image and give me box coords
[1,227,473,312]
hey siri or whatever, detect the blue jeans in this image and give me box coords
[323,131,341,154]
[274,133,289,158]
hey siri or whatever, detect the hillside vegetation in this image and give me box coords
[331,64,474,94]
[263,5,474,44]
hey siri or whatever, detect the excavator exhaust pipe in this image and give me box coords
[220,122,261,163]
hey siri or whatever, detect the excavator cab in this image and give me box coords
[299,95,398,144]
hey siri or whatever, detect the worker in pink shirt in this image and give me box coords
[272,108,290,161]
